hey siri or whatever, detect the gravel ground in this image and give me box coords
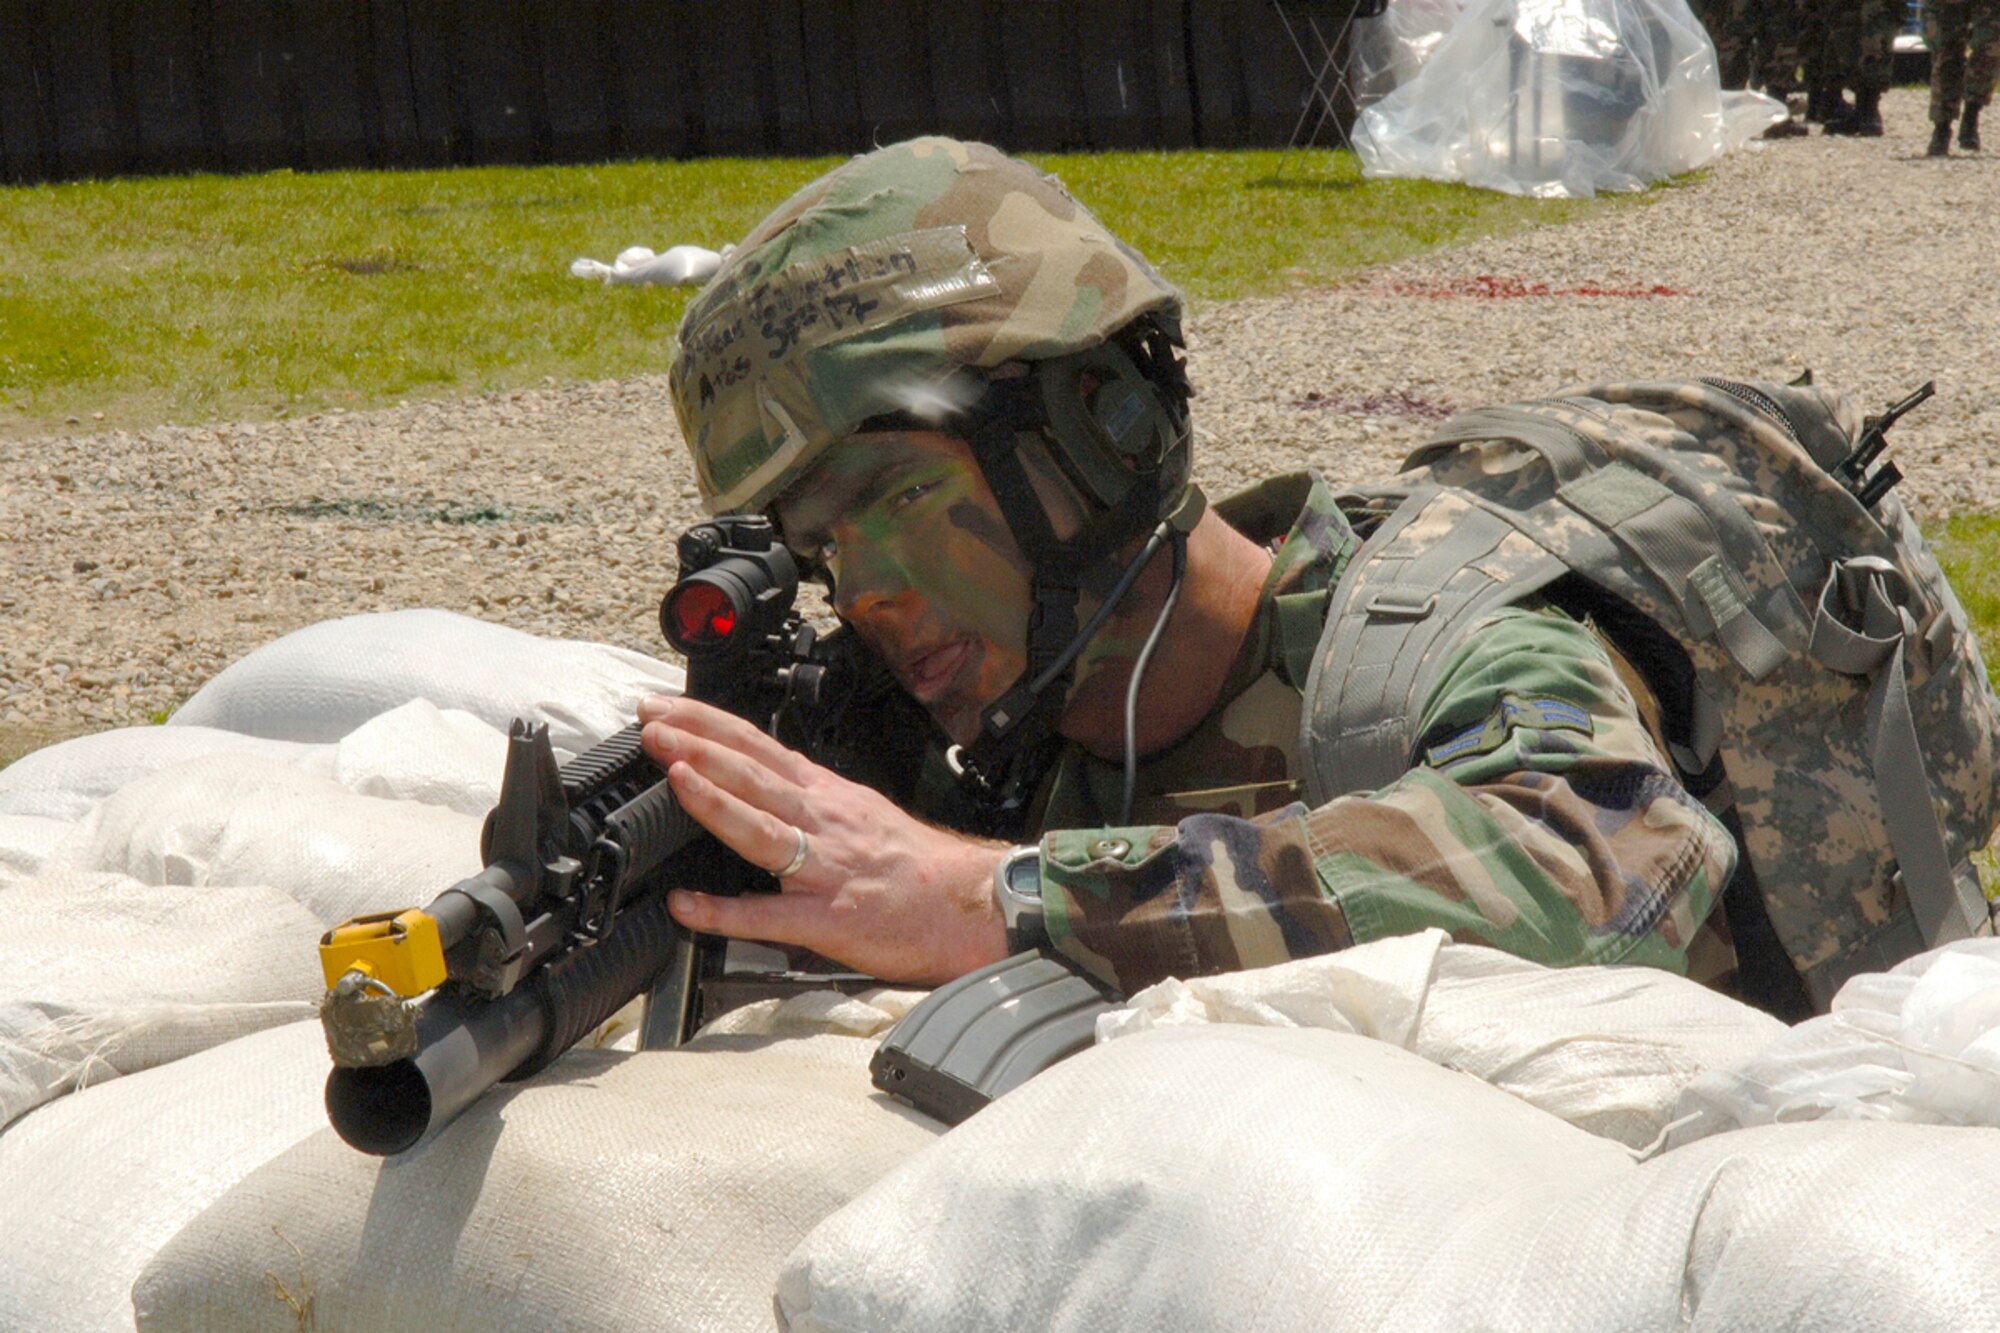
[5,88,1996,744]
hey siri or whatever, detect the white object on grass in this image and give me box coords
[1352,0,1785,197]
[569,243,728,287]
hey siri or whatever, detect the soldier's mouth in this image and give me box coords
[904,638,972,702]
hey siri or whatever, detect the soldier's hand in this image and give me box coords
[637,694,1012,985]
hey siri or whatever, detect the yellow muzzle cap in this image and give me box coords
[319,909,448,997]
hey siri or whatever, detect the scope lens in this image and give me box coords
[663,579,741,649]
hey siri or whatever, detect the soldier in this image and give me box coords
[1925,0,2000,154]
[642,138,1748,1008]
[1801,0,1847,122]
[1693,0,1757,90]
[1821,0,1905,135]
[1751,0,1813,134]
[1692,0,1810,135]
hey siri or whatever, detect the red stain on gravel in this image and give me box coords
[1294,390,1457,421]
[1386,275,1686,299]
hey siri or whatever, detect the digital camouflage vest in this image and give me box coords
[1304,378,2000,1009]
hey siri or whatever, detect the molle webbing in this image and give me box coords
[1300,488,1565,805]
[1807,559,1993,956]
[1408,406,1811,682]
[1302,384,2000,1012]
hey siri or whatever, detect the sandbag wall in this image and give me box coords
[0,0,1359,185]
[4,608,2000,1330]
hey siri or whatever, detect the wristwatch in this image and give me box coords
[992,843,1048,953]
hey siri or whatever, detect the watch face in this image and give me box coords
[1004,849,1043,903]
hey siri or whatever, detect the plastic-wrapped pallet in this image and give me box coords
[167,609,682,756]
[1352,0,1784,197]
[1100,929,1786,1147]
[777,1025,2000,1331]
[132,1033,944,1332]
[1347,0,1468,105]
[0,1021,332,1333]
[66,753,485,927]
[0,872,322,1129]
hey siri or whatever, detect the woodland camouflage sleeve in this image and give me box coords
[1036,606,1737,993]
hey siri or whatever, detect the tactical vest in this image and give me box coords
[1300,379,2000,1011]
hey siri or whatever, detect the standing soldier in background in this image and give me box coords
[1692,0,1811,134]
[1925,0,2000,153]
[1808,0,1848,120]
[1802,0,1844,122]
[1821,0,1905,134]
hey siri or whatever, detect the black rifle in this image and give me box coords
[318,515,934,1155]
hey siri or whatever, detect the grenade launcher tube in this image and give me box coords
[325,887,683,1156]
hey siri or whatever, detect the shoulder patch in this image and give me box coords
[1424,693,1596,768]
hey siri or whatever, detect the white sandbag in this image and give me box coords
[1540,1119,2000,1330]
[1668,938,2000,1144]
[1416,941,1785,1145]
[0,1021,331,1333]
[1100,929,1783,1147]
[168,609,683,755]
[0,723,315,822]
[698,987,928,1040]
[69,754,484,926]
[778,1026,1638,1332]
[0,812,80,883]
[0,872,322,1130]
[133,1033,944,1332]
[289,698,509,816]
[779,1026,2000,1331]
[1,701,510,829]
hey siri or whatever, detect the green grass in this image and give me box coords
[0,149,1639,437]
[1932,514,2000,691]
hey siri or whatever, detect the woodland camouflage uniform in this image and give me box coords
[1822,0,1905,91]
[1927,0,2000,125]
[1031,472,1738,996]
[1692,0,1810,93]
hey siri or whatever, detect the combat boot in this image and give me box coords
[1930,121,1954,157]
[1762,90,1808,138]
[1809,85,1853,125]
[1825,89,1883,137]
[1960,106,1982,151]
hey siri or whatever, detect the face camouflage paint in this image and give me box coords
[778,431,1037,745]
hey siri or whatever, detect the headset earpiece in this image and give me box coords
[1034,337,1187,511]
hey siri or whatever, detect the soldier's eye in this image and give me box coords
[890,481,934,512]
[816,537,838,565]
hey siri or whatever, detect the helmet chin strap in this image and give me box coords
[949,471,1205,821]
[934,354,1201,821]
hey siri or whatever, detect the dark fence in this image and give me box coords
[0,1,1361,185]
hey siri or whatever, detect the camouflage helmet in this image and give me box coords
[669,137,1187,517]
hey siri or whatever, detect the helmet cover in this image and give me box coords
[670,137,1182,515]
